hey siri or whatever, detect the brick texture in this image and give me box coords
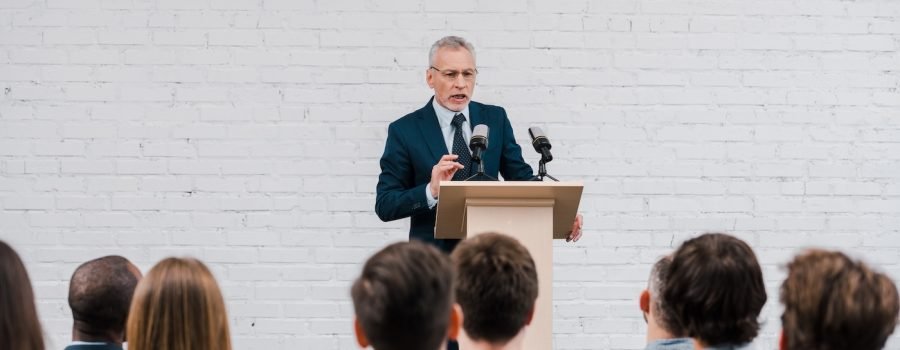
[1,0,899,349]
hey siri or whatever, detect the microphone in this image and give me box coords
[469,124,489,163]
[528,126,553,162]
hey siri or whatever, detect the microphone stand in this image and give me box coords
[536,158,558,182]
[465,153,497,182]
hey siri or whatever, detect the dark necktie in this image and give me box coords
[451,113,471,181]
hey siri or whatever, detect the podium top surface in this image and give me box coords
[434,181,583,239]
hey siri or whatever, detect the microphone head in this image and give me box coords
[529,126,551,153]
[470,124,489,149]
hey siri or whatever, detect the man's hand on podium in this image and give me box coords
[566,214,583,242]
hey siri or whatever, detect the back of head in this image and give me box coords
[351,241,454,350]
[126,257,231,350]
[451,232,538,345]
[647,255,684,337]
[0,241,45,350]
[661,233,767,346]
[68,255,140,342]
[781,249,900,350]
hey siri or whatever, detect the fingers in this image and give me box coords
[430,155,467,195]
[433,154,465,177]
[566,227,582,242]
[434,162,464,174]
[567,215,584,243]
[440,154,460,162]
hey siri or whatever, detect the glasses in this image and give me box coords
[430,66,478,82]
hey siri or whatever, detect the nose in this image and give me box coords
[452,75,467,88]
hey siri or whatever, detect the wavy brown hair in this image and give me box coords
[0,240,44,350]
[781,250,899,350]
[126,257,231,350]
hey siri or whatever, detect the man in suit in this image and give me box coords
[65,256,142,350]
[376,36,583,253]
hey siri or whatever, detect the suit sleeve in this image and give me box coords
[498,107,535,181]
[375,122,433,222]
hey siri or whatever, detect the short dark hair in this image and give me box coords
[0,240,44,350]
[781,249,899,350]
[451,233,538,344]
[648,255,684,337]
[68,255,140,339]
[351,241,454,350]
[661,233,767,346]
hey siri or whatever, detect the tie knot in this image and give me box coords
[451,113,466,128]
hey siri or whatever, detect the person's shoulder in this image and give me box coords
[470,100,506,114]
[388,101,432,129]
[470,101,510,126]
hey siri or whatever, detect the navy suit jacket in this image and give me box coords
[375,98,534,252]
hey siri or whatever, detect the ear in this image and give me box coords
[353,317,369,348]
[525,304,536,326]
[448,303,462,341]
[778,329,786,350]
[426,68,435,89]
[640,289,650,314]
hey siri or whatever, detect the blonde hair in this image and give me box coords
[126,257,231,350]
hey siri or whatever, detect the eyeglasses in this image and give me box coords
[430,66,478,82]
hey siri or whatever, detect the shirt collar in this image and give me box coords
[432,97,469,129]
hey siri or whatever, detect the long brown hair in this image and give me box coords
[0,240,45,350]
[126,257,231,350]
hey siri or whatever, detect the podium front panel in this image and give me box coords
[434,181,583,239]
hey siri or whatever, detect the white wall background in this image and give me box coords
[1,0,899,349]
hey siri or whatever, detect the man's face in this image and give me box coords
[426,47,476,112]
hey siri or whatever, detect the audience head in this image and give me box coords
[126,257,231,350]
[780,249,899,350]
[0,241,45,350]
[351,241,459,350]
[68,255,141,344]
[452,232,538,346]
[661,233,767,347]
[639,255,685,341]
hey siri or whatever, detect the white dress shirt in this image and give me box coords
[425,98,471,208]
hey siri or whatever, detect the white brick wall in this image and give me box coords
[1,0,899,349]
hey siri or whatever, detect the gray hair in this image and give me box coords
[649,255,681,335]
[648,255,671,301]
[428,36,476,67]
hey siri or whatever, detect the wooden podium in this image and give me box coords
[435,181,583,350]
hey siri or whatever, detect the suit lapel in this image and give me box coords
[468,102,483,132]
[417,98,448,162]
